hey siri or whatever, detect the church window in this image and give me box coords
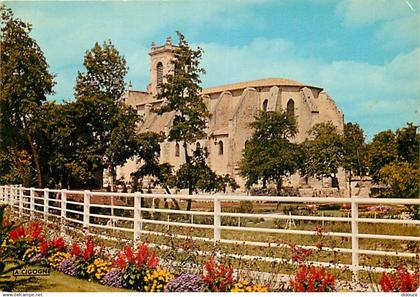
[175,143,180,157]
[156,62,163,86]
[287,99,295,118]
[218,140,224,155]
[262,99,268,111]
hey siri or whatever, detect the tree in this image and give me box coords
[342,122,366,196]
[366,130,398,183]
[378,161,419,199]
[0,6,55,187]
[396,123,419,166]
[153,32,211,210]
[239,110,301,192]
[303,122,344,188]
[74,40,135,190]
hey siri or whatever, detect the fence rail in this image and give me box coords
[1,184,419,281]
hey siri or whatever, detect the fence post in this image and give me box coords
[61,189,67,228]
[30,187,35,219]
[83,190,90,228]
[214,195,221,243]
[44,188,49,221]
[351,197,359,282]
[133,192,142,244]
[19,185,24,215]
[10,185,15,206]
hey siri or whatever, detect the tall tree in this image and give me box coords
[342,122,366,196]
[0,6,55,187]
[303,122,344,188]
[366,130,398,183]
[396,123,419,166]
[239,110,301,192]
[154,32,210,210]
[74,40,135,190]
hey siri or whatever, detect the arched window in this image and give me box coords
[156,62,163,86]
[175,143,180,157]
[196,142,201,151]
[218,140,224,155]
[262,99,268,111]
[287,99,295,118]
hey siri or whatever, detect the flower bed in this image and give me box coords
[1,210,418,292]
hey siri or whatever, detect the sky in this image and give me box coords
[4,0,420,139]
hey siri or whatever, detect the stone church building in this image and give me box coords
[117,37,345,191]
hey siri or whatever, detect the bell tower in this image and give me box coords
[149,36,176,96]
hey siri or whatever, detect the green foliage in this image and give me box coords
[239,110,301,191]
[342,122,366,176]
[74,40,136,189]
[396,123,419,166]
[377,161,419,198]
[303,122,344,185]
[366,130,398,183]
[0,5,55,187]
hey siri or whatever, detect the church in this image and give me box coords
[118,37,345,190]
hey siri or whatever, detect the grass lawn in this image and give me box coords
[2,270,130,292]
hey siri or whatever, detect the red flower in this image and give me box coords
[83,240,95,260]
[379,266,419,292]
[202,258,234,292]
[50,237,65,251]
[27,222,43,242]
[40,241,49,255]
[9,225,25,241]
[124,246,135,264]
[290,265,336,292]
[72,242,81,257]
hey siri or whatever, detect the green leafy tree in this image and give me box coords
[366,130,398,183]
[303,122,344,188]
[153,32,211,210]
[0,6,55,187]
[239,110,301,192]
[342,122,366,196]
[378,161,419,199]
[74,40,135,190]
[396,123,419,166]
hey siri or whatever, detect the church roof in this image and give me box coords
[202,77,322,94]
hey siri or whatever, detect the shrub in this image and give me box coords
[379,266,419,292]
[290,265,336,292]
[165,273,206,292]
[202,258,234,292]
[143,269,174,292]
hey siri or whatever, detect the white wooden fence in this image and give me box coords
[1,184,419,281]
